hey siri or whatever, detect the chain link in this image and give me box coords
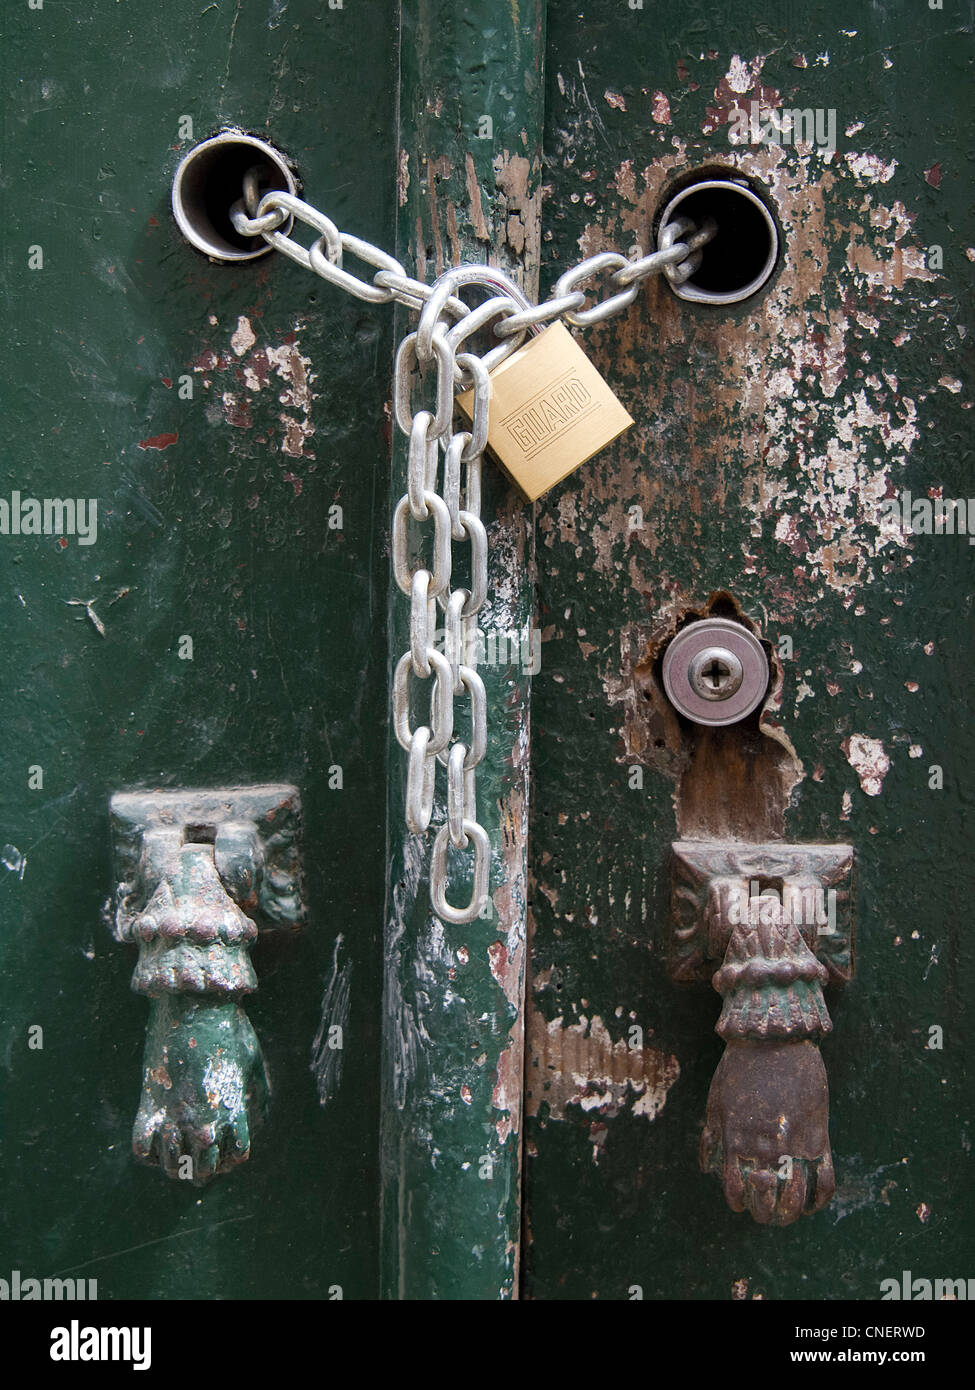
[230,177,715,925]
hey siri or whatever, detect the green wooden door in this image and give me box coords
[522,0,974,1300]
[1,0,399,1301]
[1,0,540,1304]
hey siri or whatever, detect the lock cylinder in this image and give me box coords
[661,617,769,726]
[656,174,779,305]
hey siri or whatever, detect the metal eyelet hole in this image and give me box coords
[171,131,297,262]
[657,174,780,305]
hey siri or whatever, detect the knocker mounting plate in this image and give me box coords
[670,839,854,985]
[110,784,304,934]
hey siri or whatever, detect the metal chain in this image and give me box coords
[230,178,715,924]
[387,265,534,923]
[230,183,715,337]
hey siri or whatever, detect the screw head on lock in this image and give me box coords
[662,618,769,727]
[687,646,744,701]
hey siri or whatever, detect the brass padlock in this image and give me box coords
[456,322,633,501]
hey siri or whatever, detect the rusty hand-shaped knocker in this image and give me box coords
[671,843,854,1228]
[700,898,835,1225]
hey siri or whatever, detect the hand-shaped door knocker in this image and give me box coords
[671,841,854,1226]
[109,787,303,1184]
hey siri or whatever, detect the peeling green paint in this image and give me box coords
[523,0,973,1300]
